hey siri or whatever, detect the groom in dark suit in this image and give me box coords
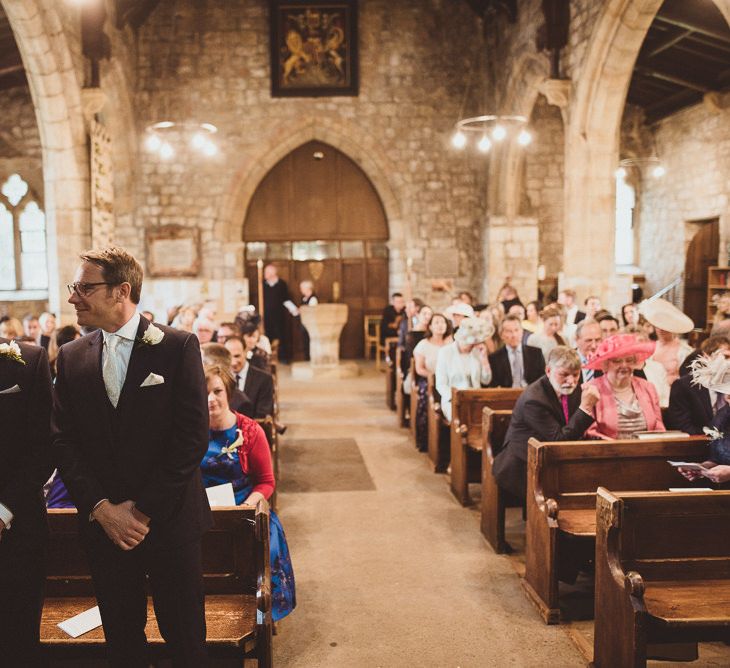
[0,337,52,665]
[53,247,211,667]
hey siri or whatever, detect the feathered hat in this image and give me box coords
[454,316,494,345]
[690,351,730,395]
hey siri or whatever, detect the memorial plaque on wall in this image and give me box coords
[146,226,201,277]
[90,119,115,247]
[426,248,459,278]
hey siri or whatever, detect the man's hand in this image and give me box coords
[93,500,150,550]
[701,464,730,484]
[580,383,601,412]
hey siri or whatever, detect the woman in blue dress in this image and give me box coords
[202,364,296,621]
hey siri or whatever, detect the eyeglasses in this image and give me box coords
[66,281,113,297]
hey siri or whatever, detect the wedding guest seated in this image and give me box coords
[200,342,253,415]
[48,325,81,378]
[39,311,56,349]
[240,320,271,372]
[621,302,638,327]
[22,314,42,347]
[488,315,544,388]
[526,306,565,359]
[0,317,22,340]
[202,364,296,621]
[380,292,406,344]
[224,335,274,419]
[584,295,602,320]
[596,313,620,339]
[713,292,730,327]
[497,279,523,314]
[192,317,215,344]
[492,347,599,500]
[477,307,502,353]
[170,305,196,331]
[140,310,155,323]
[402,304,432,378]
[216,321,241,344]
[576,320,602,383]
[435,317,493,422]
[639,298,694,387]
[523,300,541,334]
[445,301,474,332]
[584,334,665,440]
[412,313,452,451]
[666,336,730,434]
[398,298,425,348]
[558,289,585,326]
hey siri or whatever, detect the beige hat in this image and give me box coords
[638,298,694,334]
[445,302,475,319]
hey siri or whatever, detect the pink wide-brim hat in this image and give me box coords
[583,333,656,371]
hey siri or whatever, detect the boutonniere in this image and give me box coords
[136,323,164,348]
[221,429,243,459]
[0,340,25,365]
[703,426,724,441]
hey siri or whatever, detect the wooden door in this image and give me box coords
[684,218,719,329]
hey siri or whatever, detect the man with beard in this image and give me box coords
[492,346,599,500]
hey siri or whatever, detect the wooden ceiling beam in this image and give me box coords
[644,87,702,119]
[655,13,730,45]
[634,65,712,92]
[674,43,730,65]
[645,28,693,58]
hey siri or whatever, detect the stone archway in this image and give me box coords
[564,0,730,307]
[218,115,406,283]
[1,0,89,320]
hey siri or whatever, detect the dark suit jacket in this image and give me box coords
[488,345,545,388]
[492,376,595,499]
[230,388,253,416]
[40,334,51,351]
[665,374,713,435]
[0,339,52,557]
[380,305,404,344]
[52,318,212,548]
[243,365,274,419]
[574,310,586,324]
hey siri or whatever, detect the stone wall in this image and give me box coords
[0,85,43,198]
[523,94,564,278]
[131,0,488,307]
[636,100,730,294]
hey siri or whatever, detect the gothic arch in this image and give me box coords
[564,0,730,301]
[1,0,88,318]
[219,117,405,255]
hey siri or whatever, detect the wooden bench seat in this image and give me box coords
[42,505,272,665]
[427,373,449,472]
[594,488,730,667]
[450,388,522,505]
[524,435,709,624]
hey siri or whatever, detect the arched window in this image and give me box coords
[0,173,48,292]
[615,174,635,266]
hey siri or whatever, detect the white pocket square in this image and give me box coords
[140,373,165,388]
[0,384,21,394]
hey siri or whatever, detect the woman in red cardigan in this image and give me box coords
[583,334,665,440]
[202,364,295,621]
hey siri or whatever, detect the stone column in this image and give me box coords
[484,215,539,303]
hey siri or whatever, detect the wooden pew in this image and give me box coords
[409,357,418,444]
[594,488,730,667]
[41,505,273,666]
[257,414,279,511]
[385,338,398,410]
[426,373,449,472]
[524,435,708,624]
[450,388,522,506]
[481,407,518,553]
[394,346,408,428]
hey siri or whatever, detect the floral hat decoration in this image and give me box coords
[454,316,494,346]
[690,351,730,395]
[583,333,656,371]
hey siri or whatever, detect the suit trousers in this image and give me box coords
[0,531,46,667]
[83,525,207,668]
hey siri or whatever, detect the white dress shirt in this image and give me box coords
[235,362,250,392]
[102,312,140,405]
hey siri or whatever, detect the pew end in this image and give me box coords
[480,407,519,553]
[594,487,730,668]
[41,503,273,666]
[449,388,522,507]
[524,435,710,625]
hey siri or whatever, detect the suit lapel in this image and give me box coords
[82,329,116,425]
[540,377,565,423]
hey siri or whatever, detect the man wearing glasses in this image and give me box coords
[53,247,211,667]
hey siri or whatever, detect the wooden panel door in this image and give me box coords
[684,218,719,329]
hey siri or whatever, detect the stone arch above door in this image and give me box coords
[219,116,404,250]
